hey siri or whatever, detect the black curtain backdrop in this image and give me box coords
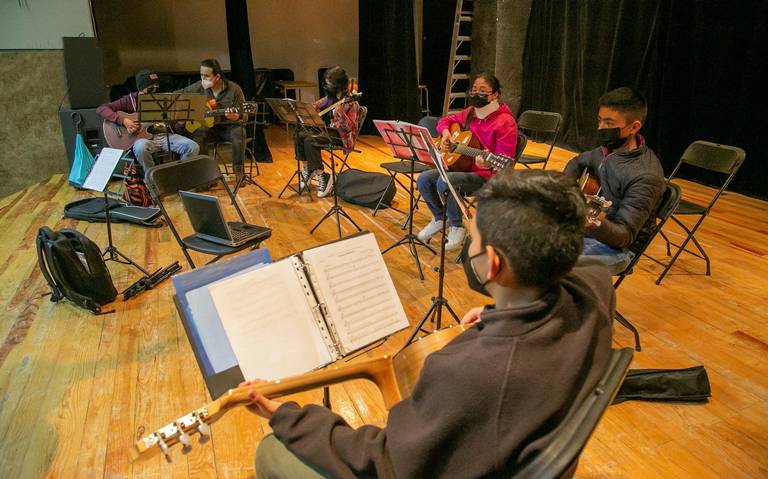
[359,0,421,134]
[225,0,256,99]
[421,0,458,116]
[522,0,767,199]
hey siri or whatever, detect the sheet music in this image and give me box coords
[302,233,409,353]
[208,258,333,380]
[82,148,124,192]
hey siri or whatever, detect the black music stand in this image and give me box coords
[404,133,469,344]
[268,98,322,199]
[137,92,207,157]
[376,120,437,280]
[232,117,272,198]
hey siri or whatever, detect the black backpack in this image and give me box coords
[336,169,396,209]
[36,227,118,314]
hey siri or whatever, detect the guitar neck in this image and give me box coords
[453,143,512,170]
[132,356,399,462]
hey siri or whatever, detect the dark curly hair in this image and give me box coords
[475,169,586,288]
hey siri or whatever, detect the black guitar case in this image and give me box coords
[64,197,162,227]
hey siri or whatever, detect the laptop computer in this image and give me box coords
[179,190,270,247]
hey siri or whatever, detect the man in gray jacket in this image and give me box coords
[242,170,614,478]
[564,87,666,274]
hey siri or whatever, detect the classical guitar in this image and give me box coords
[131,324,470,463]
[450,142,516,171]
[578,170,612,226]
[102,112,156,150]
[434,124,482,171]
[184,101,260,133]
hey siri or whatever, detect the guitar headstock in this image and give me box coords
[132,399,226,463]
[240,101,260,114]
[584,195,612,226]
[486,153,514,170]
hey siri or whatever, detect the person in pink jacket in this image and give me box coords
[416,73,518,250]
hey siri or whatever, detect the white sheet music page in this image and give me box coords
[207,258,333,380]
[302,233,409,353]
[82,148,124,192]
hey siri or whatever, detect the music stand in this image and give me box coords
[268,98,323,199]
[404,133,469,344]
[377,120,437,280]
[138,93,207,158]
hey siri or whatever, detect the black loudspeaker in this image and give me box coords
[58,108,105,170]
[63,37,108,109]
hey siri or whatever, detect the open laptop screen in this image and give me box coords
[179,190,231,240]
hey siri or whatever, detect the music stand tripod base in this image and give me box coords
[309,147,362,239]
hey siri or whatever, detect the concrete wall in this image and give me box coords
[472,0,532,115]
[0,51,69,198]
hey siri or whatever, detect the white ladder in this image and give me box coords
[443,0,474,116]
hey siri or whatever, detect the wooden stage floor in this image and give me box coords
[1,128,766,478]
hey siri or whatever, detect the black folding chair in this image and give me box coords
[511,348,633,479]
[516,110,562,169]
[613,182,682,351]
[653,140,746,284]
[145,155,271,269]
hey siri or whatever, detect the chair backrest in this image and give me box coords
[518,110,562,136]
[417,116,440,137]
[515,132,528,164]
[511,348,634,479]
[357,105,368,136]
[146,155,224,198]
[669,140,746,211]
[614,182,682,287]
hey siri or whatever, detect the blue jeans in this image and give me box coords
[416,169,486,226]
[581,237,634,275]
[132,134,199,175]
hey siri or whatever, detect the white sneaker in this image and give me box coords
[299,165,311,190]
[317,172,334,198]
[445,226,466,251]
[417,219,445,243]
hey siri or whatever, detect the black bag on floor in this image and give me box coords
[36,227,117,314]
[336,168,396,209]
[64,197,162,227]
[612,366,711,404]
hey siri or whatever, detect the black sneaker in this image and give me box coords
[317,172,334,198]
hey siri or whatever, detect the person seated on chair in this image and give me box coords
[416,72,518,251]
[97,69,200,175]
[241,169,613,479]
[563,87,665,274]
[295,66,360,198]
[175,58,250,182]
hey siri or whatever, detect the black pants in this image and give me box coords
[193,123,245,173]
[294,129,343,172]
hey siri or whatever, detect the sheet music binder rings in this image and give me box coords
[291,257,341,360]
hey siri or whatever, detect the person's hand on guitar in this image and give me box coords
[123,116,141,134]
[225,107,240,122]
[475,153,492,170]
[239,379,283,419]
[440,129,453,150]
[585,211,607,229]
[461,306,485,325]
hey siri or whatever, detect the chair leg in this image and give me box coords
[615,311,641,352]
[656,216,707,285]
[372,175,397,216]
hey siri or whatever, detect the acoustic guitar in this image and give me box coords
[578,170,612,226]
[435,124,482,171]
[131,324,470,463]
[184,101,260,134]
[103,102,260,150]
[450,142,516,171]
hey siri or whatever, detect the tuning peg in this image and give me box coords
[157,436,171,463]
[197,420,210,442]
[179,433,192,454]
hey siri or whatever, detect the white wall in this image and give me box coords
[0,0,94,49]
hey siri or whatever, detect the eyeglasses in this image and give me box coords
[468,89,493,96]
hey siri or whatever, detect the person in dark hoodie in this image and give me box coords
[242,169,614,479]
[563,87,666,274]
[416,72,518,251]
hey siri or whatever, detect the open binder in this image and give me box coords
[175,232,409,397]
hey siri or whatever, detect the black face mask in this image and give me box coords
[597,127,627,150]
[467,93,491,109]
[461,238,492,297]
